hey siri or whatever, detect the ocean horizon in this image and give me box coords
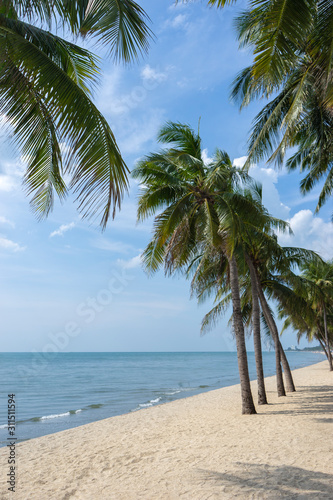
[0,351,324,447]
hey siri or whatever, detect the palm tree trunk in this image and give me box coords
[318,337,328,359]
[228,254,256,414]
[279,341,296,392]
[246,256,268,405]
[254,271,286,397]
[323,303,333,371]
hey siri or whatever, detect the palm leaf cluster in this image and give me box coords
[278,259,333,370]
[0,0,151,227]
[209,0,333,216]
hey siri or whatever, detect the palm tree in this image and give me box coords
[132,121,263,414]
[190,242,269,405]
[192,224,297,400]
[300,259,333,371]
[233,59,333,217]
[0,0,151,227]
[208,0,333,215]
[277,278,333,369]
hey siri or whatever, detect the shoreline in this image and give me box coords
[0,351,324,447]
[1,360,332,498]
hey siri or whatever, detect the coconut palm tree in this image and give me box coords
[300,259,333,370]
[208,0,333,215]
[133,121,266,414]
[0,0,151,227]
[277,278,333,369]
[192,227,293,400]
[190,241,269,405]
[233,59,333,216]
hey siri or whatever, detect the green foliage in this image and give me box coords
[278,258,333,348]
[0,0,152,227]
[213,0,333,215]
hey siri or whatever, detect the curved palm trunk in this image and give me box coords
[246,256,268,405]
[254,271,286,397]
[279,341,296,392]
[323,303,333,371]
[228,254,256,415]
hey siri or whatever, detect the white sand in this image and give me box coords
[1,360,332,499]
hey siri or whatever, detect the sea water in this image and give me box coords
[0,351,324,446]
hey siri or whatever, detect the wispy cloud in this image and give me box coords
[117,254,142,269]
[93,238,136,254]
[50,222,75,238]
[0,216,15,228]
[141,65,168,83]
[118,108,165,155]
[0,236,25,252]
[0,174,17,192]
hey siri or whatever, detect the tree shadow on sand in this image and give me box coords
[262,385,333,416]
[197,463,333,499]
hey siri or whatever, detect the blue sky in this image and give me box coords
[0,0,332,352]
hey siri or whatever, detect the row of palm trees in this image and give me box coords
[2,1,331,413]
[132,121,333,414]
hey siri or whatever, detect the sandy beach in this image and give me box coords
[1,360,332,499]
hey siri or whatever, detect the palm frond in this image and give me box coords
[0,26,128,226]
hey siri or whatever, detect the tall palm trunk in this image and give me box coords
[318,337,329,360]
[254,271,286,397]
[323,303,333,371]
[279,341,296,392]
[246,256,268,405]
[228,254,256,414]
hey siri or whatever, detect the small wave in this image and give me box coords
[0,424,7,429]
[164,390,181,395]
[150,397,161,403]
[69,409,82,415]
[87,404,103,409]
[40,412,70,420]
[138,403,153,408]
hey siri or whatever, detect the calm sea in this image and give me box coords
[0,351,324,447]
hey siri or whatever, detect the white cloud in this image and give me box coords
[0,216,15,228]
[233,157,332,259]
[117,254,142,269]
[201,148,213,165]
[0,174,17,192]
[50,222,75,238]
[233,156,248,169]
[233,157,290,219]
[162,13,189,31]
[141,65,167,84]
[0,236,25,252]
[0,155,26,192]
[277,210,333,260]
[170,14,188,29]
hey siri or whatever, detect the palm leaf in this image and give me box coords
[0,26,128,226]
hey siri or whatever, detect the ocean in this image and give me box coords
[0,351,324,447]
